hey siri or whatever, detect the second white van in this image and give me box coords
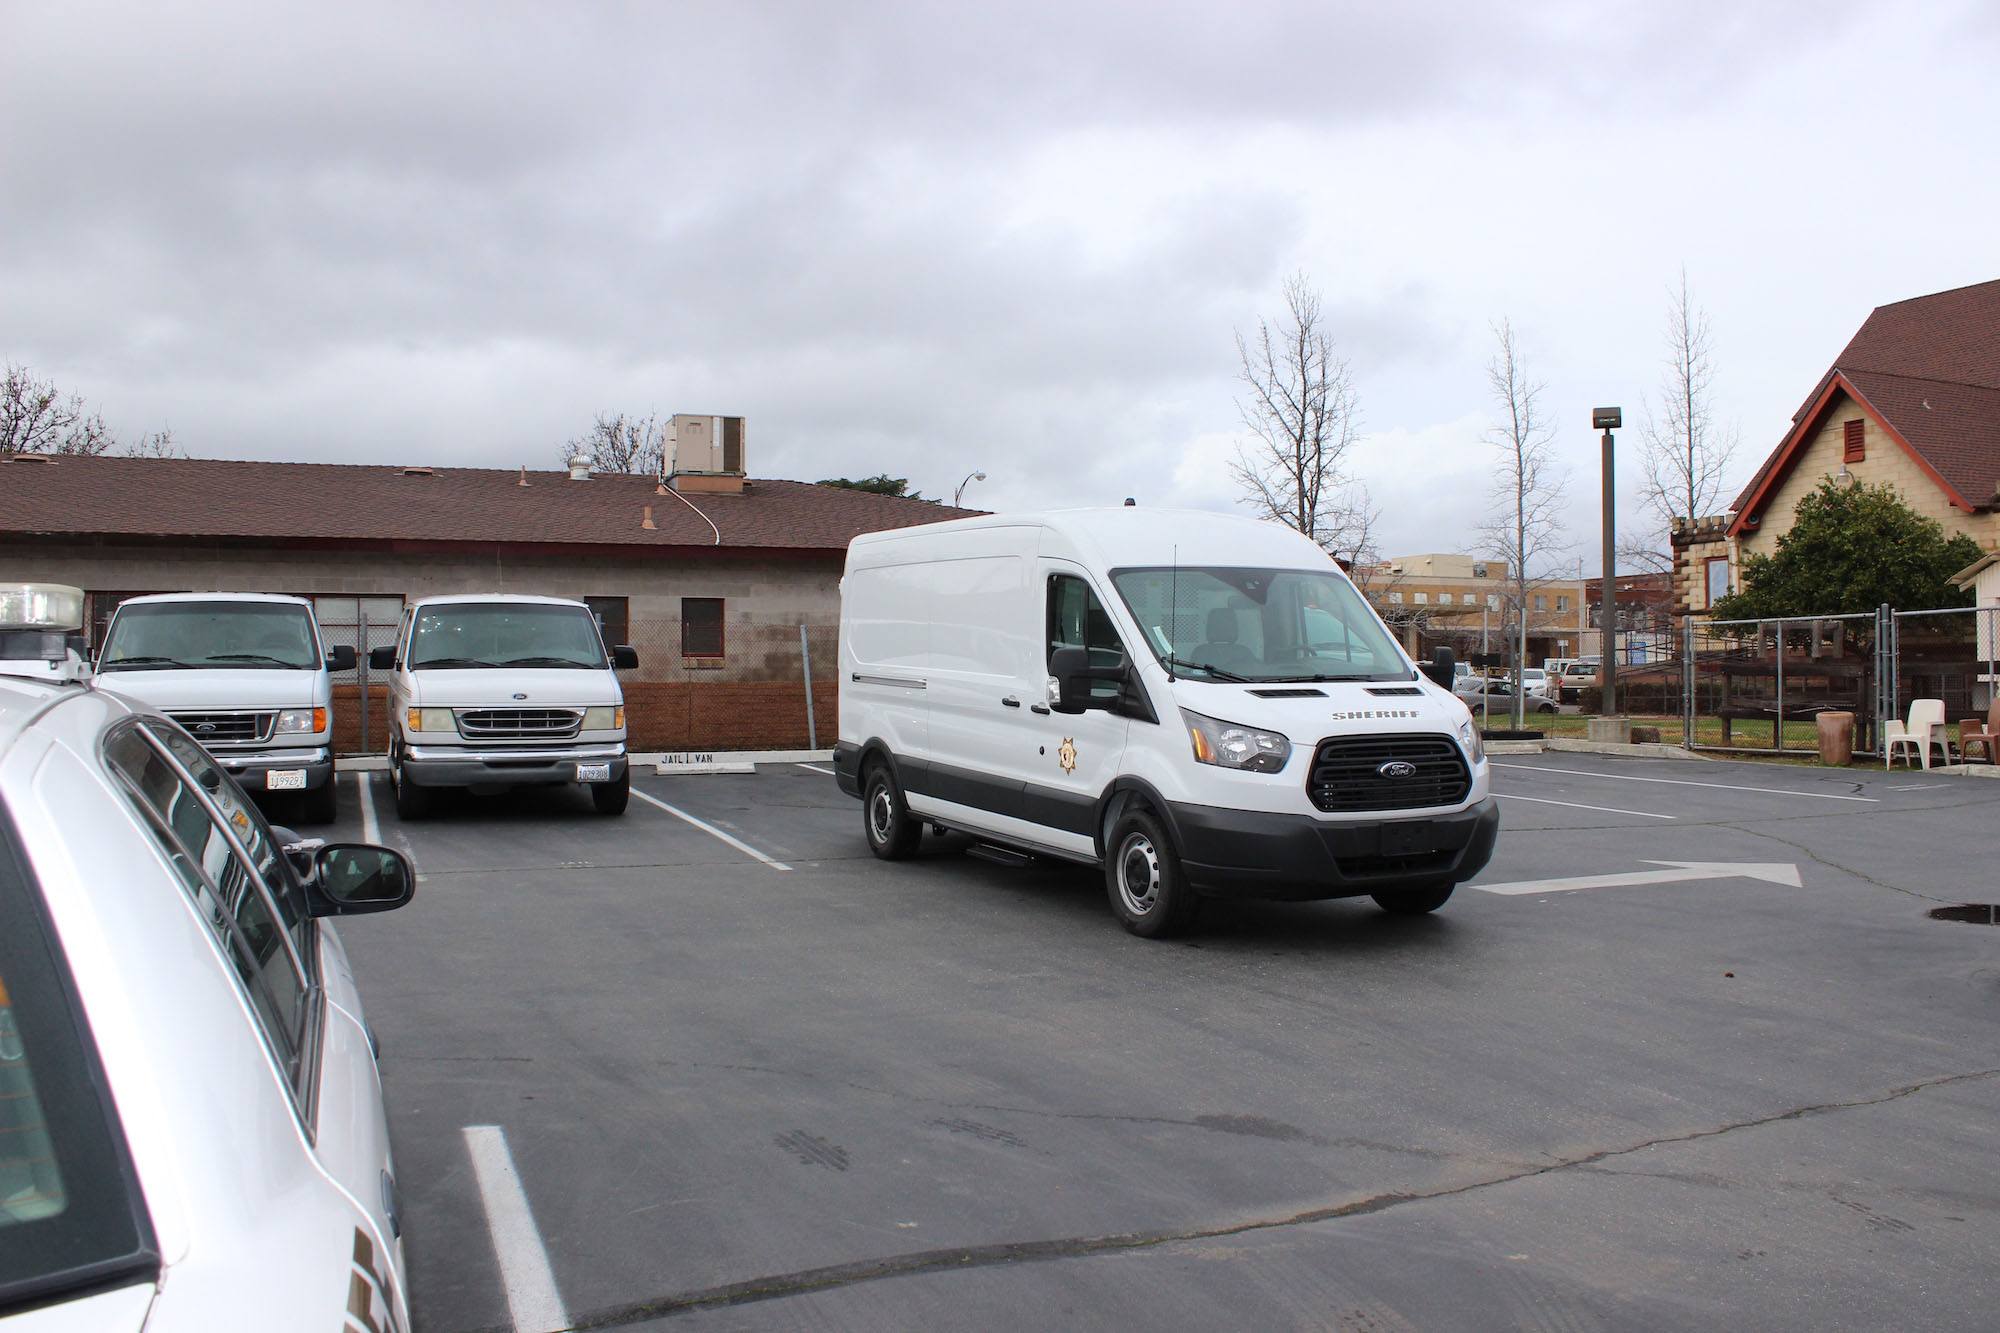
[833,509,1498,937]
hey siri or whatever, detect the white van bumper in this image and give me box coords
[402,742,628,787]
[1164,797,1500,900]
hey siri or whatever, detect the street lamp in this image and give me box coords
[953,470,987,507]
[1592,406,1622,715]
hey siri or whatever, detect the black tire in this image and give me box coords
[592,769,630,816]
[393,755,435,821]
[300,775,338,826]
[862,763,922,860]
[1371,880,1455,915]
[1104,808,1197,938]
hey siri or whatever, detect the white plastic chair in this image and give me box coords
[1884,699,1949,769]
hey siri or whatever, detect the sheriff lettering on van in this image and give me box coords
[833,508,1498,938]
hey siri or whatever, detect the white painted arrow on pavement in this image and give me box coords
[1472,861,1803,896]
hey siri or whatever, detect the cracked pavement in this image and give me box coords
[325,756,2000,1330]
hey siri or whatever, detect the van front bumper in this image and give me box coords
[1166,797,1500,900]
[213,747,335,791]
[402,743,628,787]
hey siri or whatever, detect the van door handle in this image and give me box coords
[1030,703,1050,715]
[1001,696,1021,708]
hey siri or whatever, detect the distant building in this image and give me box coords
[1359,554,1592,665]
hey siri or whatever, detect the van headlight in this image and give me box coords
[275,707,327,734]
[1183,709,1290,773]
[581,705,624,731]
[1458,717,1486,764]
[406,708,455,733]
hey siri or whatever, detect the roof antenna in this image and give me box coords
[1168,543,1180,681]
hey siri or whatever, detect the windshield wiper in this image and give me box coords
[100,655,199,670]
[1159,655,1251,683]
[203,653,304,667]
[408,656,499,669]
[497,656,595,668]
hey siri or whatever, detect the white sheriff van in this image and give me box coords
[372,594,637,818]
[95,594,353,824]
[0,586,415,1331]
[833,509,1498,936]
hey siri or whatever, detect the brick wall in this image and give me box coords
[624,680,837,751]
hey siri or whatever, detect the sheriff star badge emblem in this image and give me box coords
[1057,737,1078,774]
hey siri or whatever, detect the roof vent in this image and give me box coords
[400,466,435,477]
[641,505,656,530]
[5,453,55,464]
[517,466,530,487]
[567,456,592,482]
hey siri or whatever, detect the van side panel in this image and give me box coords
[912,551,1036,826]
[840,559,933,764]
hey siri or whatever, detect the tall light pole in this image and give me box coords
[953,469,986,507]
[1592,407,1622,715]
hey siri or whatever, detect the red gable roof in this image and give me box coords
[0,455,975,554]
[1730,278,2000,534]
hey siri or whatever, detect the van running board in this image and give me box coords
[967,843,1034,868]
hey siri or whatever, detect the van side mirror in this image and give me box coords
[307,844,415,916]
[1049,645,1127,714]
[325,645,357,672]
[1418,646,1456,690]
[368,646,396,671]
[611,645,639,670]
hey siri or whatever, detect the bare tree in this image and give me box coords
[124,428,182,458]
[1638,269,1737,555]
[2,363,112,455]
[1230,273,1369,554]
[1479,319,1569,729]
[562,412,669,475]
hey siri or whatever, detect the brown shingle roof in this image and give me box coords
[0,455,975,551]
[1731,278,2000,522]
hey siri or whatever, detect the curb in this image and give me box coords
[1547,738,1706,760]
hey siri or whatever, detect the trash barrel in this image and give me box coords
[1817,711,1855,766]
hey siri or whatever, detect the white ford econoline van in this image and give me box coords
[371,594,637,818]
[834,509,1498,936]
[95,594,352,824]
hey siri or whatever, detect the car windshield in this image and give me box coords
[409,603,607,670]
[100,602,319,671]
[1109,566,1411,683]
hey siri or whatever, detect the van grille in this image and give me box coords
[1308,734,1470,813]
[455,708,583,741]
[168,711,275,745]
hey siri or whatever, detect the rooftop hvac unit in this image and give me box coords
[670,415,745,475]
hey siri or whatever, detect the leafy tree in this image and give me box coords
[1711,479,1981,620]
[817,474,930,500]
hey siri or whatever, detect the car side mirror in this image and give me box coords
[368,645,396,671]
[325,645,357,672]
[612,645,639,670]
[1418,646,1456,690]
[1049,645,1126,713]
[307,844,415,917]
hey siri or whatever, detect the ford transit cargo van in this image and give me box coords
[833,509,1498,936]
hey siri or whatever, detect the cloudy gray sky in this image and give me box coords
[5,1,1996,569]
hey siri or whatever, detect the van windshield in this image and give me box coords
[1110,566,1412,683]
[100,602,319,671]
[409,603,607,670]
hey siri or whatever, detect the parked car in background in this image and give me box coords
[372,594,638,819]
[0,588,416,1332]
[1455,674,1558,715]
[95,594,352,823]
[1518,667,1551,698]
[1556,659,1601,704]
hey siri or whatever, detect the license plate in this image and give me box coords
[1380,822,1446,856]
[265,769,307,791]
[576,763,612,783]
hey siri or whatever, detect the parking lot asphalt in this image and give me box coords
[322,755,2000,1332]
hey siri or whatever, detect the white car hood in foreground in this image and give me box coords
[1169,676,1473,743]
[93,667,317,712]
[404,667,622,709]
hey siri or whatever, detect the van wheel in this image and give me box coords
[863,764,921,860]
[392,755,434,821]
[592,770,630,815]
[300,776,338,826]
[1105,809,1196,938]
[1371,880,1455,915]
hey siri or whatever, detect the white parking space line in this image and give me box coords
[463,1125,569,1333]
[357,772,382,843]
[1496,792,1676,820]
[794,763,836,776]
[632,788,793,871]
[1886,783,1951,791]
[1491,763,1878,802]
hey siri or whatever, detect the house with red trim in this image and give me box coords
[1673,278,2000,617]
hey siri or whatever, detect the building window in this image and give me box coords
[1486,594,1499,610]
[1413,592,1428,605]
[681,598,724,658]
[1473,562,1489,579]
[1843,418,1865,464]
[584,596,629,649]
[1556,595,1568,613]
[1705,557,1731,608]
[1438,592,1453,605]
[1533,594,1547,611]
[1388,591,1404,605]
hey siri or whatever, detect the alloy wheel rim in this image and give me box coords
[1117,833,1160,915]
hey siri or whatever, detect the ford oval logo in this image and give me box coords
[512,692,529,700]
[195,723,217,734]
[1377,760,1418,780]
